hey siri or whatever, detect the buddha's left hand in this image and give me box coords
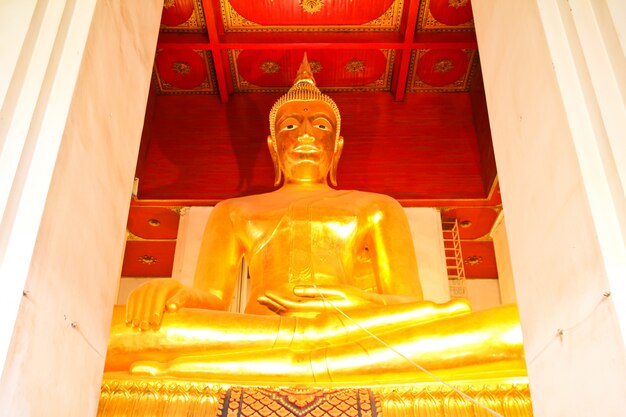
[258,284,386,316]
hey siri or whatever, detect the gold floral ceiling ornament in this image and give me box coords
[448,0,469,8]
[345,59,365,73]
[147,219,161,227]
[172,61,191,75]
[163,0,176,8]
[309,60,322,73]
[433,58,453,73]
[260,60,281,74]
[138,255,158,265]
[459,220,472,228]
[464,255,483,266]
[299,0,324,14]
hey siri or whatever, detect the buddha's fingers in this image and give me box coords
[257,294,287,314]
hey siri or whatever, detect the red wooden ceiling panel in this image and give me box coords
[234,49,389,90]
[416,49,469,87]
[228,0,394,25]
[428,0,473,26]
[121,241,177,277]
[127,207,180,240]
[156,49,208,89]
[460,240,497,279]
[442,207,499,240]
[161,0,196,27]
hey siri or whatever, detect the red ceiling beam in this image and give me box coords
[156,35,478,51]
[394,0,422,101]
[202,0,229,102]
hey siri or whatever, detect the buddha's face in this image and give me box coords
[272,100,339,184]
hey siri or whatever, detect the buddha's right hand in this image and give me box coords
[125,278,192,331]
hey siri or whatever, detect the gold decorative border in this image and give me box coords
[228,49,396,93]
[153,50,218,95]
[160,0,207,33]
[406,48,478,92]
[417,0,474,32]
[98,375,532,417]
[220,0,404,32]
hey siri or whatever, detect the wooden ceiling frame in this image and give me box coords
[158,0,477,103]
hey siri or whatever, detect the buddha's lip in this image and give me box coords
[293,145,320,153]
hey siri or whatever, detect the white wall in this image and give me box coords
[0,1,161,415]
[473,0,626,415]
[404,207,450,303]
[466,279,501,311]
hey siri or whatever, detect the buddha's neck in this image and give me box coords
[279,181,332,192]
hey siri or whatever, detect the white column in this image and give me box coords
[473,0,626,415]
[0,0,161,415]
[490,214,517,304]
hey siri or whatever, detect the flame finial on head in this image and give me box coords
[269,53,341,141]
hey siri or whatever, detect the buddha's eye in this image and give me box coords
[283,124,297,131]
[316,124,328,130]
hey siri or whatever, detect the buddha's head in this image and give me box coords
[268,54,344,186]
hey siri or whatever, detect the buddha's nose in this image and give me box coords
[297,133,315,143]
[299,118,315,140]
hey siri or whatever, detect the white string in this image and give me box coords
[310,283,507,417]
[528,292,610,365]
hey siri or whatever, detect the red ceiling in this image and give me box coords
[123,0,504,282]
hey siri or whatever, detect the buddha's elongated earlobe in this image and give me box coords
[329,136,344,187]
[267,136,282,186]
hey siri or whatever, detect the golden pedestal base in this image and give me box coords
[98,373,532,417]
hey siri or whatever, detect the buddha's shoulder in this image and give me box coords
[342,190,404,211]
[213,189,402,213]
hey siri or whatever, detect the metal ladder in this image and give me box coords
[442,219,468,299]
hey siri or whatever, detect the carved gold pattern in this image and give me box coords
[98,376,532,417]
[229,49,395,93]
[345,59,365,73]
[138,255,158,265]
[407,49,477,92]
[433,58,454,73]
[160,0,206,32]
[300,0,324,14]
[363,0,402,29]
[418,0,474,31]
[172,61,191,75]
[309,60,323,73]
[220,0,403,32]
[449,0,469,8]
[154,50,217,95]
[465,255,484,265]
[260,60,281,74]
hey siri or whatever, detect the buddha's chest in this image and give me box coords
[236,208,365,252]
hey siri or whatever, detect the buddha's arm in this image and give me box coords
[125,202,242,329]
[368,197,424,302]
[191,201,243,308]
[108,299,472,371]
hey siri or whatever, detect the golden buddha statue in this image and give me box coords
[105,55,525,386]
